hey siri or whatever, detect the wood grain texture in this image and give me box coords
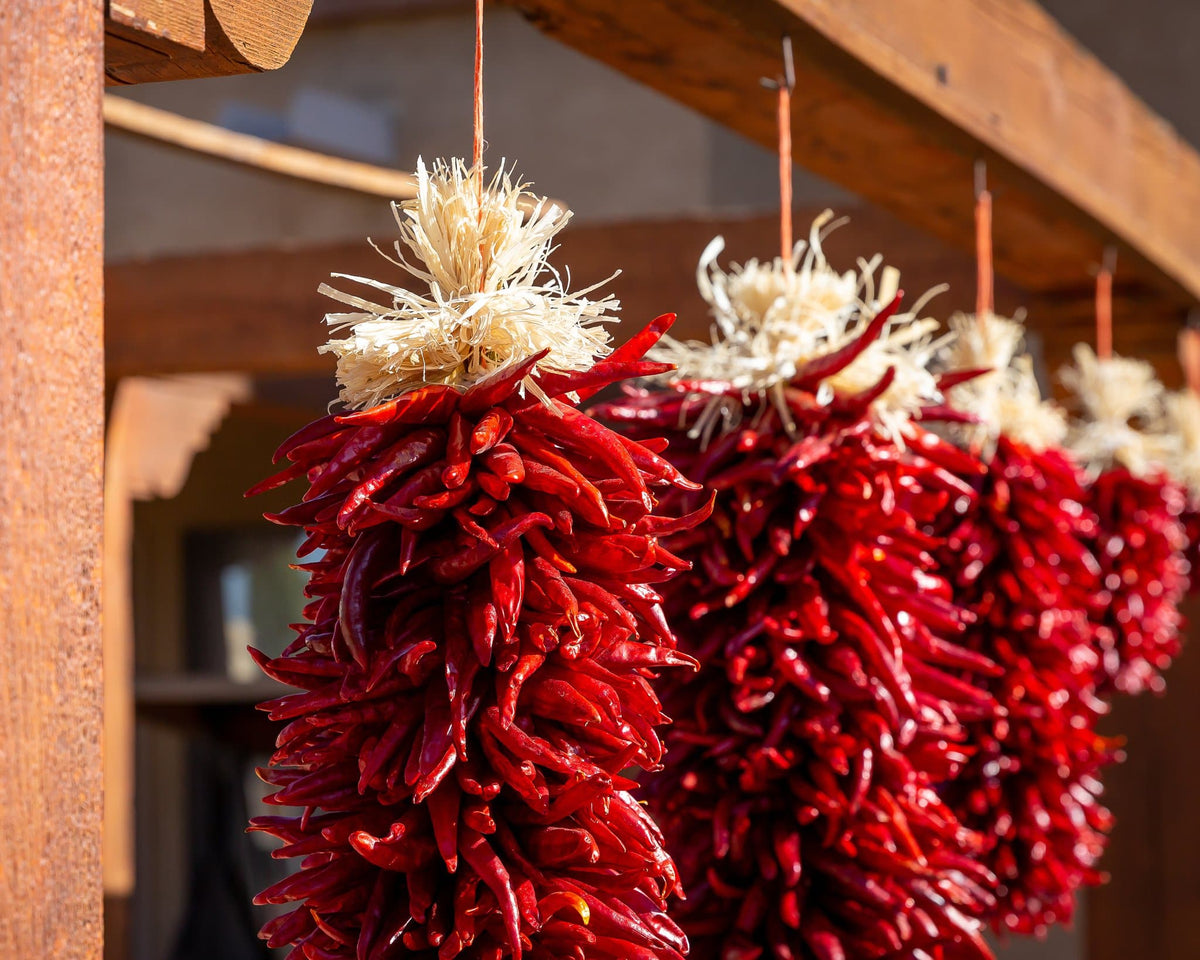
[108,0,205,50]
[105,206,1024,380]
[105,0,313,84]
[0,0,106,957]
[500,0,1197,331]
[1088,596,1200,960]
[309,0,471,24]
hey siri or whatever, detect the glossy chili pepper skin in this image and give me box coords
[1085,467,1189,696]
[934,436,1120,940]
[598,378,1001,960]
[250,319,702,960]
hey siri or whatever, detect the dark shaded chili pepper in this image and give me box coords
[248,316,705,960]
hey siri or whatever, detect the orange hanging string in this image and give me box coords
[473,0,485,283]
[776,36,796,267]
[1180,324,1200,395]
[474,0,484,176]
[778,84,792,264]
[474,0,485,180]
[974,160,993,323]
[1096,247,1116,361]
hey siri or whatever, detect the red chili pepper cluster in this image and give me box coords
[1086,468,1189,695]
[934,436,1119,939]
[597,305,1001,960]
[246,317,707,960]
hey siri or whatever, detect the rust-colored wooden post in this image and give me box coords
[0,1,106,957]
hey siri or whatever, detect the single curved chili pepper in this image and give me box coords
[335,383,458,427]
[458,350,549,417]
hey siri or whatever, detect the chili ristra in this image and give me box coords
[1060,344,1190,696]
[928,313,1121,939]
[935,435,1118,937]
[599,224,1001,960]
[1085,467,1189,694]
[1162,390,1200,592]
[247,160,704,960]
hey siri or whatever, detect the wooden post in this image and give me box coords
[0,2,106,958]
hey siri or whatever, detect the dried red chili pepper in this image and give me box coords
[248,160,704,960]
[598,236,1001,958]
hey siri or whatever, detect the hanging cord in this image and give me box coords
[974,160,993,323]
[1096,246,1117,361]
[1180,317,1200,396]
[473,0,484,184]
[762,37,796,268]
[473,0,486,284]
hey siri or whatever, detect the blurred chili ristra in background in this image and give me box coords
[1060,344,1189,697]
[246,160,704,960]
[598,217,1001,960]
[1162,388,1200,592]
[933,314,1119,940]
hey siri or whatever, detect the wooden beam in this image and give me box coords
[308,0,470,24]
[500,0,1199,328]
[105,207,1015,380]
[0,0,105,957]
[105,0,313,84]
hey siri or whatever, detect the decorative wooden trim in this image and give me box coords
[0,1,105,956]
[105,0,313,84]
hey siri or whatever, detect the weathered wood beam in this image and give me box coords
[0,1,105,956]
[501,0,1200,329]
[105,208,1009,380]
[308,0,470,24]
[105,0,313,84]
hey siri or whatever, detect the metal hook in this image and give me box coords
[760,35,796,91]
